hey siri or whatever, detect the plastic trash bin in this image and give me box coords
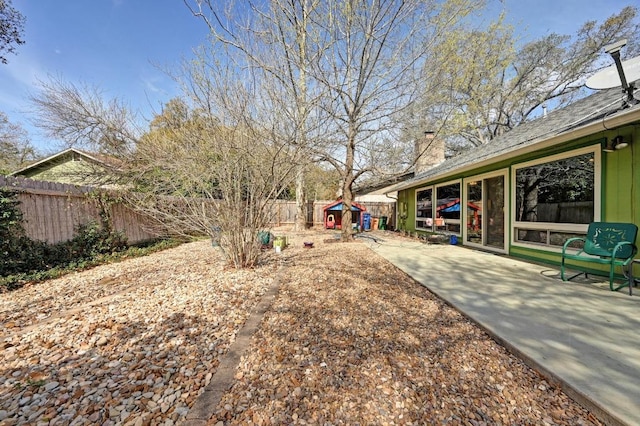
[363,213,372,231]
[378,216,388,230]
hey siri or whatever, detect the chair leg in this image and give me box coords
[625,263,634,296]
[609,264,631,293]
[609,266,616,292]
[621,262,636,296]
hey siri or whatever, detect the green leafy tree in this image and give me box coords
[415,6,640,150]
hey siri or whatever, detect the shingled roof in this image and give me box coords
[391,83,640,191]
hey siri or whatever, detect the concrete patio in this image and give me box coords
[366,236,640,426]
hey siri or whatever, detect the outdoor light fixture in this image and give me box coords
[602,135,630,152]
[612,135,629,150]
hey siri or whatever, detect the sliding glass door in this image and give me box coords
[464,171,507,252]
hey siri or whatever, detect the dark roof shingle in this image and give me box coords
[400,85,637,187]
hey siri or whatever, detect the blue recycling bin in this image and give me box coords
[363,213,372,231]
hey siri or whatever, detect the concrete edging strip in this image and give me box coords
[182,268,282,425]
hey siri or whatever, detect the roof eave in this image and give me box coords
[388,105,640,193]
[9,148,114,176]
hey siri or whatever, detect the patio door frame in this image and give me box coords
[462,169,508,254]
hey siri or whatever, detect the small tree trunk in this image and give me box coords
[341,127,356,241]
[341,184,353,241]
[294,166,307,231]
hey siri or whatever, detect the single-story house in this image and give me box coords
[386,82,640,276]
[9,148,121,188]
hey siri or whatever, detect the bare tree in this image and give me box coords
[0,112,35,174]
[0,0,25,65]
[185,0,332,231]
[29,71,299,268]
[307,0,486,240]
[30,76,140,157]
[186,0,485,240]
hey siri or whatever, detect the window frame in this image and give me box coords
[510,144,601,251]
[462,169,508,253]
[415,185,434,231]
[415,179,462,234]
[434,179,462,235]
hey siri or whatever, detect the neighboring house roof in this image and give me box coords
[8,148,124,188]
[9,148,119,177]
[390,83,640,192]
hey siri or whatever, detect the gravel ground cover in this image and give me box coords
[1,230,603,425]
[208,231,602,426]
[0,240,276,426]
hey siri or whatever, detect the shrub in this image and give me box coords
[64,221,128,260]
[0,189,23,238]
[1,189,129,290]
[1,237,183,291]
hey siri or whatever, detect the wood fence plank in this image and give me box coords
[4,176,396,244]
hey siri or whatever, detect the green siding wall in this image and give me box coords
[400,124,640,276]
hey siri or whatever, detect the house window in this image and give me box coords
[415,181,461,233]
[435,181,461,234]
[512,146,600,248]
[415,186,433,230]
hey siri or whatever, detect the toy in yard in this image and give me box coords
[326,214,335,229]
[322,199,366,230]
[303,241,314,248]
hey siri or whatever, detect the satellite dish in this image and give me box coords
[586,55,640,90]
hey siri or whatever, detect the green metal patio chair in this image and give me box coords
[561,222,638,295]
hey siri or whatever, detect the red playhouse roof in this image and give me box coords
[323,199,367,212]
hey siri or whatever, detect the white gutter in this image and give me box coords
[388,105,640,193]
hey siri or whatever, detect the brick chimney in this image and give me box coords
[414,131,445,174]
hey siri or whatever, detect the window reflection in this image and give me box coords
[416,187,433,229]
[436,183,460,232]
[515,152,594,224]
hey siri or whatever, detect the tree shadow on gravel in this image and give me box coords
[212,244,597,425]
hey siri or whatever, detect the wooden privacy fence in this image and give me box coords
[1,176,397,244]
[265,199,396,227]
[0,176,157,244]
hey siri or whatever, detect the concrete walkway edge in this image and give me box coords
[423,283,623,426]
[182,268,282,425]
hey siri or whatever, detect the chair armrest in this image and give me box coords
[612,241,638,260]
[562,237,586,256]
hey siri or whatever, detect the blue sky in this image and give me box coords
[0,0,636,153]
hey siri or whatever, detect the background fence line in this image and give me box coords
[1,176,396,244]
